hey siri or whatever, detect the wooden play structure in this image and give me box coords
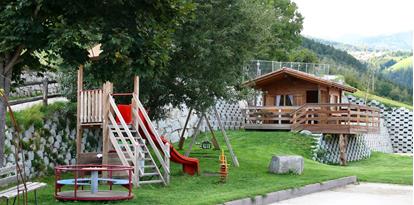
[243,67,381,165]
[177,107,240,167]
[75,66,199,187]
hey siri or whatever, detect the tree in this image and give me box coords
[161,0,304,113]
[288,48,318,63]
[0,0,190,167]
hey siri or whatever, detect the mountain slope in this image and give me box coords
[337,31,413,51]
[383,57,413,88]
[301,37,412,105]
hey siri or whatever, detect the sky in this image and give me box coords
[292,0,414,40]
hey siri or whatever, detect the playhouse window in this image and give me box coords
[275,95,294,106]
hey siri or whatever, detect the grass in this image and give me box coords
[386,57,412,72]
[351,90,413,110]
[6,130,413,204]
[5,102,71,129]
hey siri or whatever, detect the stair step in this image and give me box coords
[142,172,159,177]
[139,180,164,184]
[109,124,133,128]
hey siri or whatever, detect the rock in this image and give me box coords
[54,141,60,149]
[28,151,35,161]
[48,136,54,144]
[268,155,304,175]
[299,130,313,136]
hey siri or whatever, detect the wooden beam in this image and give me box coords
[203,113,220,150]
[184,116,203,157]
[178,108,193,150]
[76,65,84,160]
[102,82,113,166]
[213,107,239,167]
[133,76,139,98]
[339,134,348,166]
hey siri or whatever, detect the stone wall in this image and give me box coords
[346,95,413,153]
[313,134,371,164]
[2,111,100,178]
[9,72,59,98]
[2,100,244,177]
[155,100,244,143]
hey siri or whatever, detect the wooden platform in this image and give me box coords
[244,123,291,130]
[243,104,380,134]
[56,190,133,201]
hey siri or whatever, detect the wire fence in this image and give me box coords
[245,60,331,80]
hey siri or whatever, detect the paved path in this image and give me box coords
[272,183,413,205]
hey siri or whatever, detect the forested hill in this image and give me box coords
[300,37,412,105]
[301,37,367,71]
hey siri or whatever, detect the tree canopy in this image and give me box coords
[0,0,304,166]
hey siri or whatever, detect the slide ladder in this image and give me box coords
[107,96,167,186]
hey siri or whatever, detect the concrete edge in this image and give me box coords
[222,176,357,205]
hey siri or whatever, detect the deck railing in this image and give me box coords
[79,89,103,124]
[291,103,380,134]
[243,106,298,130]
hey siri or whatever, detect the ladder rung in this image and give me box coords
[144,165,156,168]
[142,172,159,177]
[139,180,163,184]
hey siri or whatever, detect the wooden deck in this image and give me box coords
[243,104,380,134]
[243,106,298,130]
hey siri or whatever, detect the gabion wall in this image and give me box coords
[313,134,371,164]
[346,95,413,153]
[155,100,244,143]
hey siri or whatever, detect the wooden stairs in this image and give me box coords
[106,94,170,187]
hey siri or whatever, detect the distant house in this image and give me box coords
[243,68,379,135]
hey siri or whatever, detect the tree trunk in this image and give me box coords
[0,62,12,168]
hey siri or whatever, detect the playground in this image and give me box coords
[1,130,411,204]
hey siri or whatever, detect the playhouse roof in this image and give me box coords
[243,67,357,93]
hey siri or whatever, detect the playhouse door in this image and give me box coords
[306,90,319,103]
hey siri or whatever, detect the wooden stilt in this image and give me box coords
[339,134,348,166]
[76,65,84,161]
[184,116,203,157]
[178,107,193,150]
[213,107,239,167]
[203,113,220,150]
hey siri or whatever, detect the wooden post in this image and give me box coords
[184,116,203,157]
[203,113,220,150]
[133,76,139,97]
[213,107,239,167]
[42,78,48,106]
[178,107,193,150]
[102,82,113,166]
[339,134,348,166]
[76,65,84,160]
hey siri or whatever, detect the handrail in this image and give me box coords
[131,94,170,174]
[108,96,139,147]
[290,103,380,133]
[132,94,168,153]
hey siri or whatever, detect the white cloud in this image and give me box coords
[292,0,414,39]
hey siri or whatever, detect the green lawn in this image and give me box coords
[9,131,413,204]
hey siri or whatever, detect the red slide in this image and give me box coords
[117,104,199,175]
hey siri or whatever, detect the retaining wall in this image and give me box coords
[346,95,413,153]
